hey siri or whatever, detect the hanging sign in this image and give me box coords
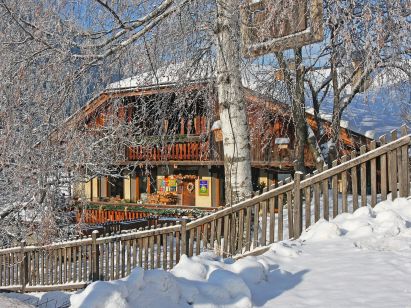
[240,0,324,57]
[199,180,209,196]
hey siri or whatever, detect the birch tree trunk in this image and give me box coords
[215,0,253,205]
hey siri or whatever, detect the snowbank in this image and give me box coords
[301,197,411,251]
[70,253,257,308]
[11,197,411,307]
[70,197,411,307]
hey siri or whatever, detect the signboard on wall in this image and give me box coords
[169,179,177,192]
[159,177,178,192]
[240,0,324,57]
[199,180,209,196]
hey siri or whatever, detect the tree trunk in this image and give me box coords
[215,0,253,205]
[292,48,307,173]
[329,105,342,164]
[311,93,322,140]
[328,24,340,165]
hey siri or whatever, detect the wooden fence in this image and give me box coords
[0,126,410,292]
[78,208,152,224]
[77,204,215,224]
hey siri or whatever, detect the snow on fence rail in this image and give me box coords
[0,126,410,293]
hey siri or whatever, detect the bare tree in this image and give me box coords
[0,0,182,244]
[248,0,410,167]
[0,0,408,245]
[0,0,254,245]
[308,0,410,162]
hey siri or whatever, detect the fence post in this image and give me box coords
[293,172,303,238]
[400,125,409,197]
[180,219,187,257]
[390,130,398,200]
[20,240,28,293]
[91,230,99,281]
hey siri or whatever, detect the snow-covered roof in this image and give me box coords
[108,61,213,90]
[101,61,409,138]
[107,61,274,94]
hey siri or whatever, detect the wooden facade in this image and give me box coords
[71,82,370,207]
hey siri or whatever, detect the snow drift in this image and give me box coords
[65,197,411,307]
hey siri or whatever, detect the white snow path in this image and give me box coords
[0,295,34,307]
[255,239,411,307]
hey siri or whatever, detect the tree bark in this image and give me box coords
[328,24,340,165]
[215,0,253,205]
[292,48,307,173]
[275,49,308,173]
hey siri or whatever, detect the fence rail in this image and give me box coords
[1,126,410,292]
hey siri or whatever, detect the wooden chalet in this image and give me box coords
[69,80,371,208]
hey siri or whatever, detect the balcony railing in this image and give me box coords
[127,140,210,161]
[125,137,313,168]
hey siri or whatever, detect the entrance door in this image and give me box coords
[182,179,196,206]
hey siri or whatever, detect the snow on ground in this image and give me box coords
[4,197,411,307]
[2,291,71,308]
[0,295,34,307]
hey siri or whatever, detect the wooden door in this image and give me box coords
[182,179,196,206]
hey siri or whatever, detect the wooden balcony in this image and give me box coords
[127,139,210,162]
[124,136,313,169]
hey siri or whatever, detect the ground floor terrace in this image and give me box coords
[75,165,293,208]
